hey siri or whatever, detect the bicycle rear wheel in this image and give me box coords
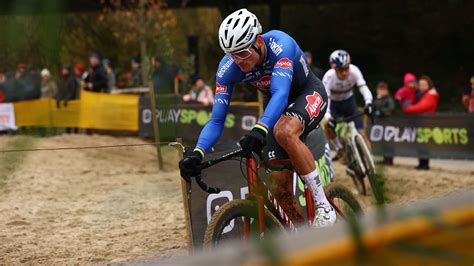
[203,199,285,248]
[324,182,363,218]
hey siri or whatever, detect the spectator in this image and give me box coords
[7,64,28,102]
[373,81,395,118]
[56,65,78,108]
[0,71,6,103]
[151,55,176,94]
[22,66,41,100]
[74,63,86,98]
[403,75,439,170]
[462,75,474,112]
[403,75,439,114]
[182,77,214,106]
[395,73,417,108]
[130,56,143,87]
[304,51,324,80]
[373,81,396,165]
[40,68,58,99]
[86,52,108,92]
[102,59,116,92]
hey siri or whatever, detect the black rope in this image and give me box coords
[0,142,172,153]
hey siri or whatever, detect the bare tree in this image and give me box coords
[101,0,176,85]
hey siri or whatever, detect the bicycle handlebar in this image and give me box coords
[201,148,243,170]
[192,148,243,194]
[195,174,221,194]
[335,112,374,124]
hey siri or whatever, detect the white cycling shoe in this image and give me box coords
[312,203,336,227]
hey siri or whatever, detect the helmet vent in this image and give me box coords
[233,18,240,29]
[236,25,250,44]
[243,16,250,26]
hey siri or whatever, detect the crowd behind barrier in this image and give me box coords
[0,51,473,166]
[0,91,473,161]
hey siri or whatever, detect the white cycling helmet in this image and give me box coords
[329,49,351,68]
[218,8,262,54]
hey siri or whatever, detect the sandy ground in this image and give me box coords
[0,135,473,264]
[0,135,186,264]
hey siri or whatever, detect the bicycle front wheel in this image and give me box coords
[354,135,383,203]
[325,182,363,218]
[203,199,285,248]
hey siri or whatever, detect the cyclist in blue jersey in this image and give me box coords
[179,8,336,227]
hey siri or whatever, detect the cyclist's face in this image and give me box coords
[231,36,263,72]
[232,47,260,72]
[335,67,350,80]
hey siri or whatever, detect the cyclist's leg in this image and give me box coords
[274,88,335,226]
[323,101,343,152]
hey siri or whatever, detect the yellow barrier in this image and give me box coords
[13,91,139,131]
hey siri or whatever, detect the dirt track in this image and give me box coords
[0,135,472,264]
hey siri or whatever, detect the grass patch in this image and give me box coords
[0,136,36,189]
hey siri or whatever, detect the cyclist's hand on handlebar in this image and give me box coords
[239,127,266,158]
[364,103,373,116]
[179,151,203,182]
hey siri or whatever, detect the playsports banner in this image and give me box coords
[369,113,474,160]
[138,96,260,143]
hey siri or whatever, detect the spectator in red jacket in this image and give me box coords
[462,76,474,112]
[395,73,418,108]
[403,75,439,114]
[403,75,439,170]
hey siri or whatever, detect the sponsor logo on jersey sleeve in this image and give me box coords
[217,57,234,78]
[305,92,324,119]
[214,98,229,106]
[216,82,228,94]
[269,38,283,56]
[274,58,293,70]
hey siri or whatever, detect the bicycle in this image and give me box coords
[188,147,363,247]
[333,112,381,201]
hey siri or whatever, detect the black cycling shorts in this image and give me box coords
[262,75,328,139]
[261,74,329,164]
[330,96,364,130]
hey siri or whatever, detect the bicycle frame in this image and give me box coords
[244,157,298,237]
[339,121,368,174]
[197,149,346,239]
[244,157,345,238]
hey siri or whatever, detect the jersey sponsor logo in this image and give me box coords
[305,92,324,120]
[274,58,293,69]
[216,82,228,94]
[299,55,309,77]
[251,75,271,89]
[269,38,283,56]
[217,57,234,78]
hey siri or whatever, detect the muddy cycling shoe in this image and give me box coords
[312,203,336,227]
